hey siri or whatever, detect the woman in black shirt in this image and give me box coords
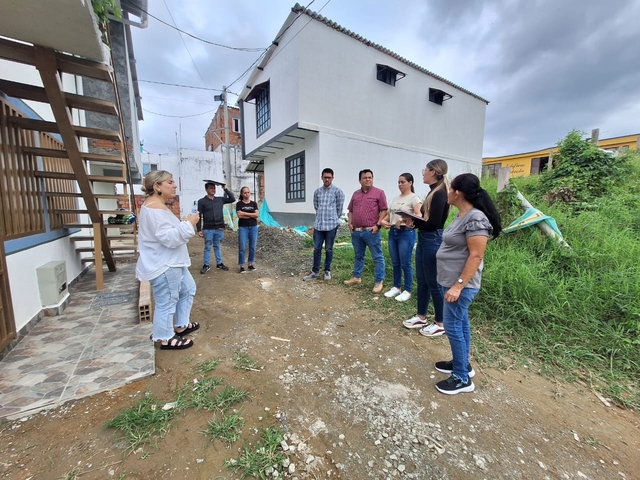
[236,186,259,273]
[403,159,450,336]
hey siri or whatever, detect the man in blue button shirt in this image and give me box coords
[303,168,345,281]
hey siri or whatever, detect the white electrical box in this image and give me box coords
[36,260,68,306]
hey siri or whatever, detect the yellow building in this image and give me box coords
[483,133,640,177]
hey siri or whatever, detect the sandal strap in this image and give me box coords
[169,335,191,347]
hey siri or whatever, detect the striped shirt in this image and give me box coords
[313,183,345,231]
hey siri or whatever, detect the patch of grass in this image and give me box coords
[60,468,83,480]
[105,394,176,453]
[178,376,224,411]
[216,385,249,413]
[193,358,220,374]
[202,411,245,447]
[233,351,263,371]
[225,426,286,479]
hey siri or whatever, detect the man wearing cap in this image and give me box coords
[344,169,387,293]
[197,182,235,274]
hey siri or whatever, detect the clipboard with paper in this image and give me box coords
[393,210,426,227]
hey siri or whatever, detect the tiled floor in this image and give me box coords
[0,262,154,420]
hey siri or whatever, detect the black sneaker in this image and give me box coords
[216,263,229,271]
[435,374,475,395]
[435,360,475,378]
[200,265,210,274]
[239,266,246,273]
[248,264,256,271]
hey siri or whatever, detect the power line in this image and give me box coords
[122,0,265,52]
[162,0,217,103]
[138,79,239,96]
[143,107,216,118]
[227,0,330,90]
[143,95,217,105]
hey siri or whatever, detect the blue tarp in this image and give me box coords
[258,199,309,236]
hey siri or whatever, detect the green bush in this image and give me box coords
[475,145,640,407]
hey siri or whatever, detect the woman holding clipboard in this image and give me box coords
[400,159,450,337]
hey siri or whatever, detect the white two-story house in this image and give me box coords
[239,3,489,226]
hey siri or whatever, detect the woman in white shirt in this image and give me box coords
[381,173,422,302]
[136,171,201,350]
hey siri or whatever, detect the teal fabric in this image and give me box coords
[502,207,563,238]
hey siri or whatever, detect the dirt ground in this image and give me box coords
[1,229,639,480]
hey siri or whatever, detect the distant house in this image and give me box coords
[204,105,260,198]
[238,3,489,226]
[483,133,640,178]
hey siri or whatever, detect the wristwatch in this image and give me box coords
[457,278,464,285]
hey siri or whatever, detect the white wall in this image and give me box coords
[242,21,302,155]
[264,133,319,215]
[7,237,85,332]
[297,20,486,164]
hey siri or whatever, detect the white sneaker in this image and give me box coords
[303,272,319,281]
[403,315,428,329]
[324,271,331,280]
[384,287,402,298]
[419,322,446,337]
[395,290,411,302]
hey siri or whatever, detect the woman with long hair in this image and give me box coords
[434,173,501,394]
[381,173,422,302]
[402,159,450,336]
[236,186,259,273]
[136,170,201,350]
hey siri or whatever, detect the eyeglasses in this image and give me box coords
[422,167,433,175]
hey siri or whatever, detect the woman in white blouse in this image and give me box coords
[136,171,201,350]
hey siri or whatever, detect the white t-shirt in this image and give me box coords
[388,193,422,225]
[135,206,195,281]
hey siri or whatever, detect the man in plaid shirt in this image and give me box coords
[303,168,345,281]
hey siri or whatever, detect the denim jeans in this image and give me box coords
[312,227,338,274]
[439,284,479,383]
[388,226,416,291]
[415,230,444,321]
[238,225,258,265]
[203,229,224,266]
[149,266,197,341]
[351,230,385,282]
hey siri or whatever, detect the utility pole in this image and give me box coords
[223,85,231,189]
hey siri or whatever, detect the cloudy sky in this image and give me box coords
[130,0,640,157]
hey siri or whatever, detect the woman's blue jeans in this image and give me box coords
[415,230,444,321]
[238,225,258,265]
[388,226,416,291]
[149,266,196,341]
[351,230,385,282]
[439,285,479,383]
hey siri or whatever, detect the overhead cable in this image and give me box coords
[122,0,266,52]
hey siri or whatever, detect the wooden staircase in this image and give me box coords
[0,37,138,289]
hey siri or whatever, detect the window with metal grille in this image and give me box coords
[256,85,270,137]
[285,152,305,203]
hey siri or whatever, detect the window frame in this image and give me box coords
[376,64,406,87]
[285,151,306,203]
[429,88,452,105]
[255,84,271,137]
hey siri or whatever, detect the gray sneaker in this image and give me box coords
[324,271,332,280]
[303,272,319,281]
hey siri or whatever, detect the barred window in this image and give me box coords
[285,152,305,203]
[256,85,270,137]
